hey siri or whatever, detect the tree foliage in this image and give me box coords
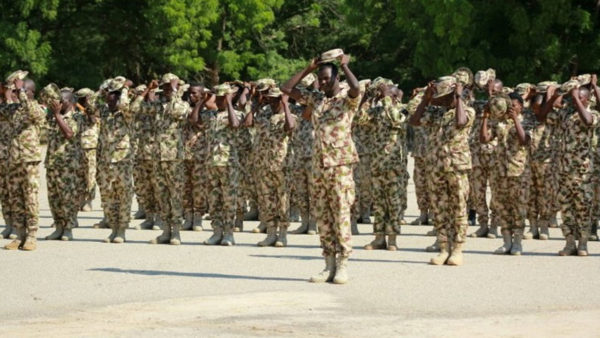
[0,0,598,90]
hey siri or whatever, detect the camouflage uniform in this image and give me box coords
[356,96,406,235]
[492,115,530,236]
[420,104,474,247]
[79,110,99,208]
[289,106,315,226]
[251,106,296,234]
[236,118,255,227]
[305,86,360,258]
[133,105,159,217]
[352,118,374,222]
[96,90,134,237]
[0,105,13,232]
[547,104,599,241]
[411,127,430,214]
[136,95,189,233]
[202,109,241,235]
[183,121,208,221]
[6,91,45,239]
[45,110,83,231]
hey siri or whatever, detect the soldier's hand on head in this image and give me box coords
[455,82,464,99]
[486,79,494,97]
[14,78,24,90]
[547,84,558,99]
[339,54,350,66]
[125,79,133,88]
[507,107,517,120]
[423,81,436,102]
[308,57,319,72]
[570,87,580,100]
[482,103,491,119]
[281,93,289,104]
[49,100,62,115]
[148,79,159,90]
[592,74,598,87]
[225,91,233,103]
[170,78,179,92]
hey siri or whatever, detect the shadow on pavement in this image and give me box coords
[249,254,427,265]
[89,267,306,282]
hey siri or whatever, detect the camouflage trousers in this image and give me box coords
[133,159,158,214]
[354,155,372,216]
[237,156,256,215]
[207,165,239,229]
[592,155,600,221]
[81,149,97,204]
[527,161,554,227]
[47,166,81,229]
[8,162,40,231]
[256,169,289,228]
[289,161,314,219]
[0,160,12,223]
[183,159,208,215]
[413,156,430,213]
[430,170,469,244]
[469,154,494,225]
[371,168,404,235]
[496,175,525,233]
[154,161,184,228]
[98,161,133,227]
[558,170,593,240]
[313,164,354,258]
[549,159,562,215]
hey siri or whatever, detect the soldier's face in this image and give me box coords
[318,67,336,93]
[511,99,523,115]
[188,87,202,104]
[162,84,174,100]
[107,92,119,110]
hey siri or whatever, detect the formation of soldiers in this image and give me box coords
[0,49,598,284]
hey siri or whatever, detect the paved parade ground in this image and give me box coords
[1,156,599,337]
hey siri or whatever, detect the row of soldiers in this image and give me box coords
[0,50,598,282]
[408,69,599,264]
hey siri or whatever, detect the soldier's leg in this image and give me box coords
[290,168,310,234]
[81,149,96,211]
[468,164,489,237]
[411,156,429,225]
[94,163,110,229]
[0,161,15,239]
[508,176,525,255]
[558,174,577,256]
[574,173,593,255]
[494,177,513,254]
[203,167,224,245]
[429,170,450,263]
[364,172,386,250]
[309,166,336,283]
[445,171,469,266]
[19,163,40,251]
[358,156,372,223]
[45,168,64,240]
[257,170,277,247]
[4,164,25,250]
[220,166,239,246]
[191,161,206,231]
[386,168,404,251]
[275,170,290,247]
[182,160,194,230]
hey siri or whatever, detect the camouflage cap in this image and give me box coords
[474,68,496,89]
[576,74,592,86]
[5,70,29,84]
[370,77,394,89]
[319,48,344,63]
[452,67,474,87]
[108,77,126,92]
[134,84,147,94]
[100,78,113,91]
[502,87,514,95]
[535,81,558,93]
[489,94,509,118]
[75,88,94,98]
[557,79,580,96]
[213,83,235,97]
[515,83,533,96]
[159,73,179,86]
[433,76,457,99]
[39,83,61,106]
[256,78,276,92]
[358,79,372,94]
[61,87,74,93]
[265,87,283,98]
[300,73,317,88]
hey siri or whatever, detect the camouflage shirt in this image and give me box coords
[45,109,83,168]
[305,85,360,168]
[356,96,406,173]
[134,95,189,162]
[96,89,134,164]
[7,91,46,163]
[79,108,99,150]
[547,104,599,173]
[251,105,297,171]
[420,103,475,172]
[492,115,530,177]
[201,109,242,167]
[291,105,314,167]
[132,97,156,161]
[0,103,17,161]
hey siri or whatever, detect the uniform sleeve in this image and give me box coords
[382,97,406,129]
[19,91,46,128]
[117,88,132,119]
[168,98,190,121]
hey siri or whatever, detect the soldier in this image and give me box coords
[94,77,134,243]
[589,74,600,240]
[245,86,296,247]
[3,71,45,251]
[282,50,361,284]
[92,79,112,230]
[0,83,16,240]
[182,84,213,232]
[195,84,241,246]
[75,88,99,212]
[352,99,374,230]
[407,89,431,226]
[357,80,407,251]
[43,86,84,241]
[134,74,189,245]
[409,76,474,266]
[289,74,318,235]
[540,81,598,256]
[480,94,530,255]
